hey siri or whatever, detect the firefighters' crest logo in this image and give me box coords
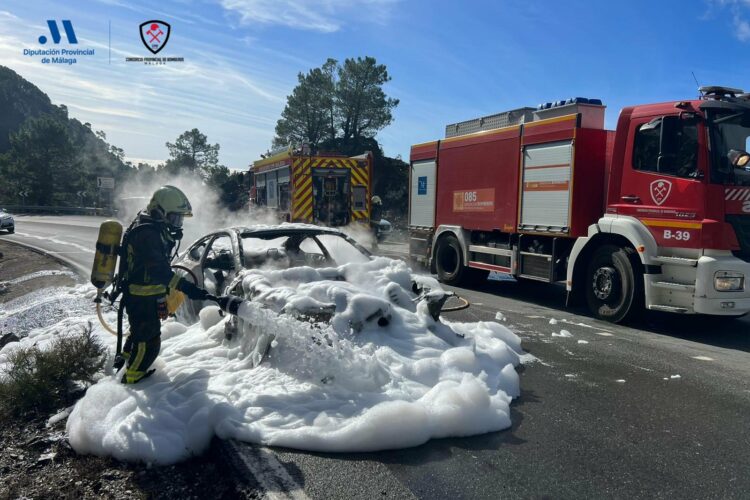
[140,20,170,54]
[650,179,672,206]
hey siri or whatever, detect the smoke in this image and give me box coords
[338,222,376,250]
[116,172,382,264]
[116,173,280,248]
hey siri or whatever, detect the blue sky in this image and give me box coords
[1,0,750,170]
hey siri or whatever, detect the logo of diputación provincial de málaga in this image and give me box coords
[38,20,77,44]
[139,20,170,54]
[22,20,95,65]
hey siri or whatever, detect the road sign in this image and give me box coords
[77,190,85,197]
[19,190,29,197]
[97,177,115,189]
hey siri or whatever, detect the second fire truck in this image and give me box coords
[251,146,373,227]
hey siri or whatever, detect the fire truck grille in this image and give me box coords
[726,215,750,262]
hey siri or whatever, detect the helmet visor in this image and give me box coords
[166,212,184,228]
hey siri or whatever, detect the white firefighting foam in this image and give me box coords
[3,258,523,465]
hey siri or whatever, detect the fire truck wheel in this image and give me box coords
[435,234,467,285]
[585,245,643,323]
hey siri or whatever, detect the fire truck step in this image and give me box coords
[469,245,513,257]
[649,304,690,313]
[652,281,696,292]
[653,256,698,267]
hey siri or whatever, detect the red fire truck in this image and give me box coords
[409,87,750,322]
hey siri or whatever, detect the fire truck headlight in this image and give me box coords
[714,271,745,292]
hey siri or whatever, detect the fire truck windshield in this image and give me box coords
[708,109,750,185]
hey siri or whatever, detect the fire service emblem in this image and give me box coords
[650,179,672,206]
[139,20,170,54]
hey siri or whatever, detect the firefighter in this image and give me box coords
[371,195,383,223]
[120,185,210,384]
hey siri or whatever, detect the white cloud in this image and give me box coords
[708,0,750,41]
[734,13,750,39]
[67,103,146,119]
[219,0,398,33]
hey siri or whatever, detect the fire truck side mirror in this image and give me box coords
[657,115,680,171]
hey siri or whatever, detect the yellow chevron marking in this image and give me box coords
[292,185,311,209]
[297,196,313,218]
[298,203,313,221]
[293,190,311,212]
[350,168,367,186]
[296,176,311,196]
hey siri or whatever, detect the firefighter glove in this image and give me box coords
[177,278,209,301]
[216,295,242,316]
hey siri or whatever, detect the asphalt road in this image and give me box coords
[3,215,750,499]
[2,215,100,275]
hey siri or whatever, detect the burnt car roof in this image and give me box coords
[229,224,349,237]
[185,224,372,260]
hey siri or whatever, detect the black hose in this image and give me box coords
[171,264,198,284]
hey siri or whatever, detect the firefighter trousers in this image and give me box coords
[122,295,162,384]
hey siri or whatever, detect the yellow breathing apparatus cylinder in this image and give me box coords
[91,220,123,290]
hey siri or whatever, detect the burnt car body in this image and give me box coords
[173,224,373,319]
[172,224,461,368]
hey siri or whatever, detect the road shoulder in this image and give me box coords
[0,240,253,499]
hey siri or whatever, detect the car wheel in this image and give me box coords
[435,234,467,285]
[7,227,13,234]
[585,245,643,323]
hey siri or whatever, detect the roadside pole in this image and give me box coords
[97,177,115,216]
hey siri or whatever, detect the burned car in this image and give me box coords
[174,225,372,317]
[175,225,371,289]
[173,224,466,367]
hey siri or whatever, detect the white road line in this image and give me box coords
[692,356,714,361]
[227,441,310,500]
[11,232,94,254]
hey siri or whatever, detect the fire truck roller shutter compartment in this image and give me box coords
[410,159,437,228]
[520,140,573,232]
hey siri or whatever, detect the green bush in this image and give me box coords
[0,323,106,418]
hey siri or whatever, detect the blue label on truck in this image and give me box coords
[418,176,427,195]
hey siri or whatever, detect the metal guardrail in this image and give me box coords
[0,205,115,216]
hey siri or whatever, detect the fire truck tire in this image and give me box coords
[435,234,468,285]
[585,245,643,323]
